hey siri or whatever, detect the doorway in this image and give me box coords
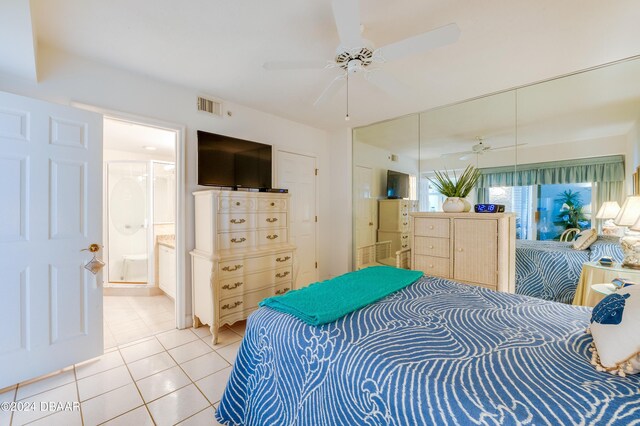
[102,118,179,347]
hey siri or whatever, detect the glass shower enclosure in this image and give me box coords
[106,161,175,285]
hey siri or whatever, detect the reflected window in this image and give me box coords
[489,186,533,239]
[420,178,445,212]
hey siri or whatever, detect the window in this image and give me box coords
[420,177,445,212]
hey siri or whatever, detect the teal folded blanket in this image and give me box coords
[259,266,423,326]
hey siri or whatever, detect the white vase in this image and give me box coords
[442,197,465,213]
[462,198,472,212]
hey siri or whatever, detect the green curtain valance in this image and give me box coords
[476,155,625,188]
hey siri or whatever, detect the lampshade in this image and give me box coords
[614,196,640,226]
[596,201,621,220]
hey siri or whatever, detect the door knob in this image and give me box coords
[82,244,105,275]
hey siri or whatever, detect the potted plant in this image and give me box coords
[553,189,588,238]
[428,165,481,212]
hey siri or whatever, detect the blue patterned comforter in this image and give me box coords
[216,277,640,425]
[515,238,624,304]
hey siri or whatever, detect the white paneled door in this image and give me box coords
[354,165,376,247]
[0,91,103,388]
[277,151,317,289]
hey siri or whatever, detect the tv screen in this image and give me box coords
[197,131,272,188]
[387,170,409,199]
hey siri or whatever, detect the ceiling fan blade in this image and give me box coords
[490,143,529,151]
[364,69,410,98]
[313,74,347,106]
[331,0,363,49]
[375,23,460,62]
[263,60,333,70]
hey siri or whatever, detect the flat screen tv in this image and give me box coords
[387,170,409,199]
[197,130,272,188]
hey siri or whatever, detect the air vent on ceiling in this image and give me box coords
[197,96,223,117]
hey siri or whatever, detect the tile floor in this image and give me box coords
[0,296,244,426]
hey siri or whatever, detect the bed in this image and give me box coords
[515,236,624,304]
[216,276,640,425]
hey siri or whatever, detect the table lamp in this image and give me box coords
[596,201,621,235]
[614,196,640,268]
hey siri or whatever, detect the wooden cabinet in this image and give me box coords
[410,212,515,293]
[158,243,176,299]
[377,199,417,252]
[190,190,296,343]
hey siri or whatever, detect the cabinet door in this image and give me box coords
[453,219,497,286]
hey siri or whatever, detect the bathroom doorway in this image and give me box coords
[102,118,179,347]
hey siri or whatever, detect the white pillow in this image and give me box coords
[588,284,640,376]
[573,229,597,250]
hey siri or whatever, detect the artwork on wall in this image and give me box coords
[635,167,640,195]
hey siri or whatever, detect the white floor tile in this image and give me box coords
[26,408,82,426]
[195,367,233,405]
[178,406,221,425]
[75,351,125,380]
[114,327,156,346]
[168,339,212,364]
[0,388,16,426]
[181,352,230,382]
[127,352,176,381]
[136,366,190,403]
[191,325,212,339]
[146,384,210,426]
[77,365,132,401]
[156,329,198,350]
[119,338,164,364]
[11,382,78,425]
[15,369,75,401]
[101,406,154,426]
[215,340,242,364]
[81,383,143,426]
[201,328,242,350]
[149,320,176,334]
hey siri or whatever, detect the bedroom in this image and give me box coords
[1,0,639,425]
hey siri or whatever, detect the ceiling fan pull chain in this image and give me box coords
[345,72,350,121]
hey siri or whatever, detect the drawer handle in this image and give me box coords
[429,245,434,249]
[275,288,290,295]
[266,217,278,223]
[458,248,464,252]
[270,202,276,206]
[222,264,243,272]
[221,301,243,310]
[235,202,241,206]
[267,234,279,240]
[231,237,246,243]
[403,213,408,216]
[276,271,290,278]
[403,222,408,226]
[222,282,243,290]
[230,218,246,224]
[429,264,434,268]
[276,256,291,262]
[429,225,434,229]
[402,235,408,239]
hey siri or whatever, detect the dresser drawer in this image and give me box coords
[218,251,294,278]
[274,282,292,296]
[218,231,255,250]
[414,236,449,258]
[414,255,450,278]
[219,266,292,298]
[218,197,256,212]
[217,213,256,232]
[219,286,274,319]
[257,228,287,246]
[258,198,287,211]
[257,212,286,229]
[414,218,450,238]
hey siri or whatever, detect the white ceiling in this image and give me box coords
[104,118,176,158]
[30,0,640,130]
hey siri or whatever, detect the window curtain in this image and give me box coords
[475,155,625,229]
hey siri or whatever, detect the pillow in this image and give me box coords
[572,229,597,250]
[588,284,640,376]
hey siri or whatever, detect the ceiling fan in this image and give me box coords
[441,137,527,160]
[263,0,460,114]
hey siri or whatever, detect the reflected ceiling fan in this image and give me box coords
[263,0,460,118]
[441,137,527,160]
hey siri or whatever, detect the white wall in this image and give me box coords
[0,45,332,318]
[626,120,640,194]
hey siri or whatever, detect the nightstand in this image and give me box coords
[573,262,640,307]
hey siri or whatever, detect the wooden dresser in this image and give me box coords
[410,212,516,293]
[190,190,296,343]
[377,199,418,253]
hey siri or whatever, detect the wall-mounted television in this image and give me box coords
[387,170,409,199]
[197,130,272,188]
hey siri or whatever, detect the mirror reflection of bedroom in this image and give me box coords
[353,56,640,308]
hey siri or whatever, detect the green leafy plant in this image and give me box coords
[553,189,587,231]
[428,165,481,197]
